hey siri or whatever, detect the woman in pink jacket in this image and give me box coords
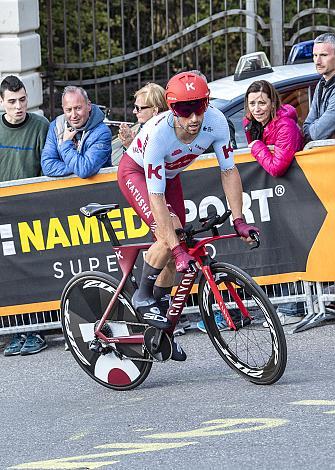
[243,80,304,177]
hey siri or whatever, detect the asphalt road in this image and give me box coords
[1,322,335,470]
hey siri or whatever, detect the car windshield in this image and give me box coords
[210,98,230,111]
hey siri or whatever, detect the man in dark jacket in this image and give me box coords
[303,33,335,142]
[41,86,112,177]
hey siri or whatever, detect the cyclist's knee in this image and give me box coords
[153,237,170,254]
[165,257,176,271]
[171,215,182,230]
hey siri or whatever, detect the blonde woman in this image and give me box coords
[118,82,168,149]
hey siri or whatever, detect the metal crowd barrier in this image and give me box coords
[1,145,334,337]
[1,280,333,336]
[0,310,61,336]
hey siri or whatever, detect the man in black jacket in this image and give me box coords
[303,33,335,141]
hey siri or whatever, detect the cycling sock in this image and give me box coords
[136,262,163,304]
[153,285,172,313]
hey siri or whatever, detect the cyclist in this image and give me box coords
[118,71,259,360]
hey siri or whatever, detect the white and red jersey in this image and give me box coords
[126,105,235,194]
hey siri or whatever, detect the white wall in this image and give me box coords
[0,0,43,113]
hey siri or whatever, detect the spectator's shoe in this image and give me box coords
[326,303,335,315]
[132,290,172,330]
[3,334,26,356]
[174,314,191,336]
[171,337,187,361]
[313,301,335,315]
[263,311,304,328]
[197,311,227,333]
[20,333,48,355]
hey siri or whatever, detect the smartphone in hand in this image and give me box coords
[66,121,76,132]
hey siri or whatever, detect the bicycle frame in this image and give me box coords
[94,230,252,346]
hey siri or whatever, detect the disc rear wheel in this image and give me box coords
[61,271,152,390]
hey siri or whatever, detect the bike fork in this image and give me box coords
[201,266,237,330]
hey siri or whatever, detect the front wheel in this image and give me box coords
[198,262,287,385]
[60,271,152,391]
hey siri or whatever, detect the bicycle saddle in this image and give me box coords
[80,202,119,217]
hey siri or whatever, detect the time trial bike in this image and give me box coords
[60,202,287,391]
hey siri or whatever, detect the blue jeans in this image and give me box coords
[275,283,305,317]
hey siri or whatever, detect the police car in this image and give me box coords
[209,46,319,148]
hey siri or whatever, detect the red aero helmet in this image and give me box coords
[165,72,210,109]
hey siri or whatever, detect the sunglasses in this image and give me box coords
[134,104,152,112]
[171,98,208,118]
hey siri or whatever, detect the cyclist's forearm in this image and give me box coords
[149,194,179,248]
[220,167,243,220]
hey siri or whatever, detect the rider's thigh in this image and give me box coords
[118,155,155,230]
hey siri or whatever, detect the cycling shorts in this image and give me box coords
[118,153,186,232]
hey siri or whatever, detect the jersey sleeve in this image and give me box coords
[142,125,168,194]
[211,110,235,170]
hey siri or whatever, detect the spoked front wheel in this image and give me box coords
[198,262,287,385]
[61,271,152,391]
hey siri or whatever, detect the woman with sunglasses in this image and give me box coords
[118,83,168,149]
[243,80,304,177]
[117,71,258,360]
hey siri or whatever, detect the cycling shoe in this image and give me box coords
[132,291,172,330]
[171,338,187,361]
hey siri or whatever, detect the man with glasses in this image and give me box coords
[118,71,258,360]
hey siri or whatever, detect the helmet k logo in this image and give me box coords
[186,82,195,91]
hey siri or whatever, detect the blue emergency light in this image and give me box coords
[287,40,314,64]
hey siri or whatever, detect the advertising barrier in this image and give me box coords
[0,147,334,316]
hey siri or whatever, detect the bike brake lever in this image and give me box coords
[249,230,260,250]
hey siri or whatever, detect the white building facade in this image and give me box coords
[0,0,43,112]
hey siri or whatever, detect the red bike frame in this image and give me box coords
[94,231,253,345]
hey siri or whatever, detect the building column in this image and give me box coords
[270,0,284,66]
[0,0,43,113]
[246,0,256,54]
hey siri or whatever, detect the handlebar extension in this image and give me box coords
[176,210,260,250]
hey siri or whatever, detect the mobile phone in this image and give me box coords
[66,121,76,132]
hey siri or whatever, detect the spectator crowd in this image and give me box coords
[1,33,335,355]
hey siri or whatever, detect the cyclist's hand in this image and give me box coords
[172,245,196,273]
[233,217,260,242]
